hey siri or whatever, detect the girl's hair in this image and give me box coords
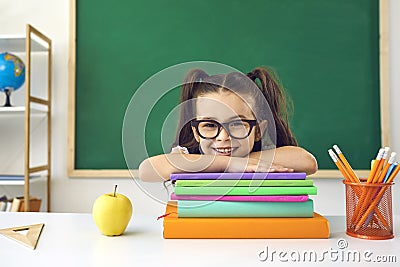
[172,67,297,153]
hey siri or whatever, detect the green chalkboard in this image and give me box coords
[73,0,383,174]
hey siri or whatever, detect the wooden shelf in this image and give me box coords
[0,175,46,186]
[0,25,52,212]
[0,106,48,115]
[0,36,48,53]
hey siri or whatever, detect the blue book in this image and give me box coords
[177,199,314,218]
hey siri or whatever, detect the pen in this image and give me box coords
[384,162,398,183]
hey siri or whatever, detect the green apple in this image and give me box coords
[92,185,133,236]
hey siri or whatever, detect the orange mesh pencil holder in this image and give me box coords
[343,180,394,240]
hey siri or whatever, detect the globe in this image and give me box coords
[0,52,26,106]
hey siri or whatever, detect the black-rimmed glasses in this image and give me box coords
[191,119,258,139]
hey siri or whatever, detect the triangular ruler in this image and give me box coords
[0,223,44,249]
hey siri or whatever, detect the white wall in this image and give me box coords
[0,0,399,216]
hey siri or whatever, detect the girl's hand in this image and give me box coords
[267,164,294,173]
[226,157,294,173]
[250,146,318,175]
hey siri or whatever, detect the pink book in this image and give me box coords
[170,193,308,202]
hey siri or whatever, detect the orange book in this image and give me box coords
[163,201,330,239]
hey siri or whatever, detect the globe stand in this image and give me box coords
[2,88,13,107]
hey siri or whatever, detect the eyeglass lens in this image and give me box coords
[197,120,252,139]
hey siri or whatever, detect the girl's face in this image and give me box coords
[192,91,265,157]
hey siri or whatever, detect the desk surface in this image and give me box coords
[0,212,399,267]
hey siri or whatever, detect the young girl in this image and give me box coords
[138,67,317,182]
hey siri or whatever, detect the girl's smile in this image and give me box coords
[213,146,238,156]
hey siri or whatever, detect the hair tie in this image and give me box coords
[247,72,256,81]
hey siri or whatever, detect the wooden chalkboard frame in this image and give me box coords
[68,0,390,178]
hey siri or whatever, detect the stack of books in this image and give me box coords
[163,172,330,238]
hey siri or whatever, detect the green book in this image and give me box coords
[178,200,314,217]
[175,179,313,187]
[174,186,317,196]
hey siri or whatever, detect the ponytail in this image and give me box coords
[180,69,209,103]
[174,69,209,152]
[247,67,297,147]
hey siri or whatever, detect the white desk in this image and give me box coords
[0,212,399,267]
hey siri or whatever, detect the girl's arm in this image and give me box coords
[138,146,317,182]
[139,154,224,182]
[138,153,276,182]
[249,146,318,175]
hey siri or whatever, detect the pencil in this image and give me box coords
[328,149,352,181]
[367,148,384,183]
[329,149,383,225]
[333,145,359,182]
[350,148,384,224]
[377,152,396,183]
[363,153,396,226]
[372,147,390,183]
[355,147,391,223]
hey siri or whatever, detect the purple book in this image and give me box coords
[170,193,309,202]
[170,172,306,181]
